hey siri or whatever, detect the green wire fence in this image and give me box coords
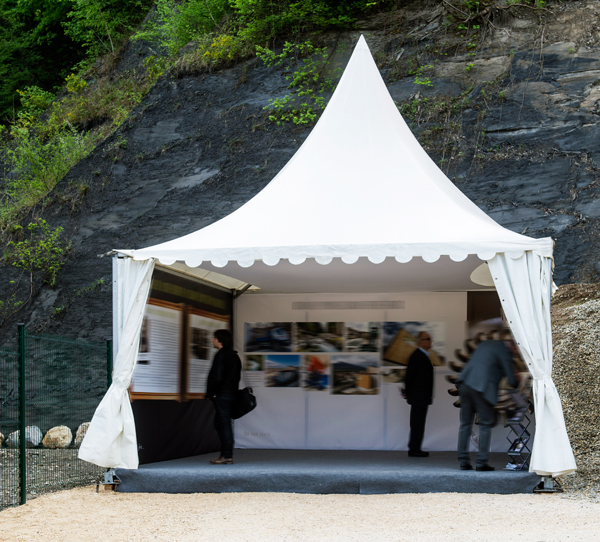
[0,324,111,510]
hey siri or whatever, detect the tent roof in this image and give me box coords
[118,36,552,293]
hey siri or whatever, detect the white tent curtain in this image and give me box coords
[488,252,576,476]
[78,257,155,469]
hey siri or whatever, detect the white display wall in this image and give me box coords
[233,292,517,453]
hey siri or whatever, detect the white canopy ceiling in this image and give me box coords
[117,35,552,292]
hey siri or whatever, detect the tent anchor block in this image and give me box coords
[96,469,121,492]
[533,476,563,494]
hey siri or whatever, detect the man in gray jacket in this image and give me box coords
[456,335,518,471]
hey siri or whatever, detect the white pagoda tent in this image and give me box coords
[79,36,576,477]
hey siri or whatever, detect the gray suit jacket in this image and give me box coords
[455,340,517,406]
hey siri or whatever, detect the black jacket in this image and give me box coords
[404,348,434,406]
[206,347,241,399]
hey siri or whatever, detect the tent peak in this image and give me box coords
[356,35,368,49]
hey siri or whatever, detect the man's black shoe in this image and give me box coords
[460,463,474,470]
[408,450,429,457]
[476,464,495,471]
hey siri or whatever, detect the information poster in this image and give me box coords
[131,268,232,400]
[134,303,181,396]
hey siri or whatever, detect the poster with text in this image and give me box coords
[131,267,232,401]
[133,304,181,395]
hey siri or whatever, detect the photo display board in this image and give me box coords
[234,292,520,452]
[131,267,232,400]
[242,321,446,396]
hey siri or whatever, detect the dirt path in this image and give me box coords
[1,487,599,542]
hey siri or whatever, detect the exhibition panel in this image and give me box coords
[233,292,515,452]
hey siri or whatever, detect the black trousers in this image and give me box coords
[408,404,429,452]
[213,395,235,458]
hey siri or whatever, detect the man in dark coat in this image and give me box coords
[404,331,434,457]
[455,336,518,471]
[207,329,241,464]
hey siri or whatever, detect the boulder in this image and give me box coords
[74,422,91,448]
[6,426,43,448]
[42,426,73,449]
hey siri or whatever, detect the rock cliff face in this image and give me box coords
[4,1,600,343]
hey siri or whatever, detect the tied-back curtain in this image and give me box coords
[79,257,155,469]
[488,252,576,476]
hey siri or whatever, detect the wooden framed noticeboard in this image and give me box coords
[130,267,232,401]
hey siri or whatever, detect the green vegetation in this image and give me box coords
[0,0,153,122]
[256,41,340,125]
[135,0,231,56]
[156,0,394,74]
[1,123,96,230]
[1,218,70,323]
[8,219,70,289]
[63,0,153,58]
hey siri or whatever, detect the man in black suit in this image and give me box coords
[455,336,518,471]
[404,331,434,457]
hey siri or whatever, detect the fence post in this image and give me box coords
[17,323,26,506]
[107,339,113,389]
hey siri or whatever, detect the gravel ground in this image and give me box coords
[0,486,599,542]
[0,449,104,510]
[552,284,600,498]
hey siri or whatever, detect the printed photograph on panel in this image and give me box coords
[265,355,300,387]
[344,322,380,352]
[187,313,223,395]
[380,367,407,384]
[139,318,150,354]
[295,322,344,352]
[331,354,379,395]
[302,354,330,391]
[190,327,210,360]
[381,322,446,367]
[244,322,292,352]
[244,355,265,371]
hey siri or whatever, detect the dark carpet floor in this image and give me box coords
[116,450,540,494]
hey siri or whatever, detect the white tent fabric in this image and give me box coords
[488,253,576,476]
[79,257,155,469]
[120,36,552,268]
[94,36,576,476]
